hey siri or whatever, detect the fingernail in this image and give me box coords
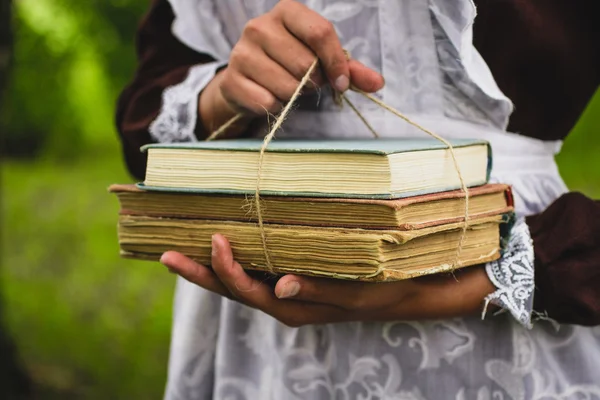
[278,281,300,299]
[211,234,218,257]
[160,252,171,267]
[334,75,349,92]
[159,253,176,273]
[377,75,385,90]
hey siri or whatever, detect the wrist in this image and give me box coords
[393,265,496,321]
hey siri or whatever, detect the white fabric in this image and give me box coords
[149,61,226,143]
[484,217,535,328]
[154,1,600,399]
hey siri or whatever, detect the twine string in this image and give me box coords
[343,86,469,268]
[206,113,245,141]
[207,57,469,274]
[251,58,319,271]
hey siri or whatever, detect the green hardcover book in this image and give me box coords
[139,139,492,199]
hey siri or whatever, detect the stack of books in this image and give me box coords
[111,139,514,281]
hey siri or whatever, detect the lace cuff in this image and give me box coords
[482,217,535,328]
[149,61,227,143]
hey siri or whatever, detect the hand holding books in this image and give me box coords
[159,233,497,326]
[112,8,514,314]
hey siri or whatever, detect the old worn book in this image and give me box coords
[117,215,509,281]
[140,139,491,199]
[110,183,513,230]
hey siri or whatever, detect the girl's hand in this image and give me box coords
[199,0,384,134]
[160,234,496,327]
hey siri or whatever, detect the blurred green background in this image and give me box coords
[0,0,599,398]
[1,0,175,398]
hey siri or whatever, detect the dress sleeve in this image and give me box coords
[115,0,224,180]
[527,193,600,326]
[483,193,600,327]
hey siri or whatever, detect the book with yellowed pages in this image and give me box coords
[116,214,511,281]
[110,183,513,230]
[139,139,491,199]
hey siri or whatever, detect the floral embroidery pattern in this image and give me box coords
[484,218,535,328]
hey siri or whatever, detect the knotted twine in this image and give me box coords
[207,56,470,277]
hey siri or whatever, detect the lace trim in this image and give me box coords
[482,217,535,328]
[149,61,226,143]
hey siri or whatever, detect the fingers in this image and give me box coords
[160,251,232,298]
[275,0,349,91]
[243,20,325,87]
[209,234,354,326]
[220,68,283,115]
[210,234,279,307]
[233,47,303,102]
[221,4,332,116]
[348,59,385,93]
[217,0,384,121]
[161,239,492,325]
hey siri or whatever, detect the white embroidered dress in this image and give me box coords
[149,1,600,398]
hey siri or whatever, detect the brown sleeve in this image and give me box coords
[115,0,215,180]
[526,193,600,326]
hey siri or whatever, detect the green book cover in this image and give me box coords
[141,138,490,155]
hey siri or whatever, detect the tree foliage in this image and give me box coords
[1,0,147,159]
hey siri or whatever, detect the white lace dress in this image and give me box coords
[148,1,600,398]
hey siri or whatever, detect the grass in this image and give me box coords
[1,143,175,399]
